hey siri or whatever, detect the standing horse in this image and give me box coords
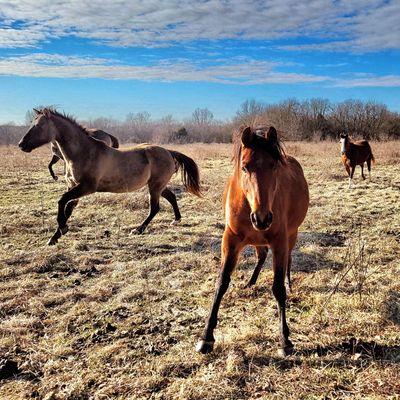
[196,126,309,357]
[19,108,201,245]
[48,128,119,181]
[340,133,375,188]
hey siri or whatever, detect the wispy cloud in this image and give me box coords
[335,75,400,87]
[0,53,328,84]
[0,0,398,52]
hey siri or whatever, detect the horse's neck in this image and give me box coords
[52,117,89,162]
[345,138,352,153]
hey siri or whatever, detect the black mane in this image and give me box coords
[35,107,90,134]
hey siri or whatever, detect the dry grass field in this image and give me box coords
[0,141,399,399]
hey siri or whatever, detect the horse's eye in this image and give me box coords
[242,166,247,174]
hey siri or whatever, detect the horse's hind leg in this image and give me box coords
[134,185,162,234]
[361,163,366,180]
[245,246,268,288]
[367,158,372,180]
[161,187,181,225]
[48,155,60,181]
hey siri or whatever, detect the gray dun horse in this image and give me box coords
[19,108,201,245]
[48,128,119,181]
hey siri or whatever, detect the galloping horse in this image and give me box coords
[19,108,201,245]
[196,126,309,357]
[48,127,119,181]
[340,133,375,188]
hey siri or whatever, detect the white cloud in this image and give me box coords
[335,75,400,87]
[0,0,398,52]
[0,52,328,84]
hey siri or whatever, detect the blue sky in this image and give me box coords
[0,0,399,123]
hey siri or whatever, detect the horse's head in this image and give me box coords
[339,132,348,155]
[239,126,285,231]
[19,108,57,152]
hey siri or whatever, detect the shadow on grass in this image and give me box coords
[246,338,400,369]
[382,290,400,326]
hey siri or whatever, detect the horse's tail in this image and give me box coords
[169,150,201,197]
[369,150,376,164]
[108,133,120,149]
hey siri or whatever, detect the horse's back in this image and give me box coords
[349,140,373,164]
[88,129,113,147]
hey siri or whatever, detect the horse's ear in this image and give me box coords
[33,108,40,115]
[241,126,253,147]
[266,126,278,144]
[43,109,51,118]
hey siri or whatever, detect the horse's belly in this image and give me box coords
[97,169,150,193]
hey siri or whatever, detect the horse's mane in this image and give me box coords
[34,107,91,135]
[233,127,286,172]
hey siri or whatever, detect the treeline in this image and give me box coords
[235,98,400,141]
[1,99,399,145]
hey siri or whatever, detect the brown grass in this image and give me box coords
[0,141,399,399]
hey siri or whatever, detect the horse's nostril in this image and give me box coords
[266,212,273,224]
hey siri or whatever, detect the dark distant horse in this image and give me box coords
[48,129,119,180]
[19,108,201,245]
[340,133,375,188]
[196,126,309,357]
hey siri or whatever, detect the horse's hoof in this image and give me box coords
[243,281,255,289]
[60,225,68,235]
[53,176,58,181]
[196,340,215,354]
[47,238,58,246]
[130,228,144,235]
[277,345,294,358]
[170,219,181,226]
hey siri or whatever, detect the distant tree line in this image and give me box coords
[234,98,400,141]
[1,99,399,145]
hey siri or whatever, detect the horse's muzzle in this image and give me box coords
[18,141,32,152]
[250,211,273,231]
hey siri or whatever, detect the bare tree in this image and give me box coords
[191,108,214,126]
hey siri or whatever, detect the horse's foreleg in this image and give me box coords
[161,187,181,225]
[48,155,60,181]
[349,165,355,188]
[271,241,293,357]
[196,229,242,354]
[48,183,94,245]
[245,246,268,288]
[135,188,161,234]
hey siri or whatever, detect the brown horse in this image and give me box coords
[196,126,309,357]
[48,128,119,181]
[340,133,375,188]
[19,108,201,245]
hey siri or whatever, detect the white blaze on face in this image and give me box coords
[340,137,346,154]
